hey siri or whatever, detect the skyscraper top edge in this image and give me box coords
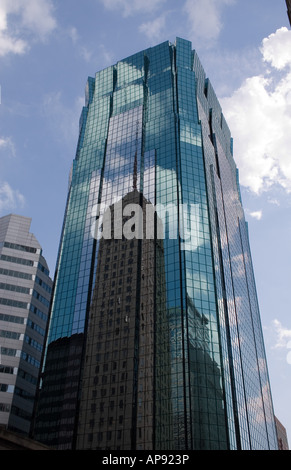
[0,213,32,225]
[0,213,33,243]
[81,37,233,165]
[0,213,52,272]
[89,37,195,82]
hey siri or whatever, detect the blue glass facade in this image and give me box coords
[33,38,278,450]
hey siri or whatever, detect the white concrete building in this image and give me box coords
[0,214,52,435]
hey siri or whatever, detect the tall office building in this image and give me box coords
[33,38,278,450]
[0,214,52,435]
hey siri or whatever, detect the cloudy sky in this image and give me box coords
[1,0,291,444]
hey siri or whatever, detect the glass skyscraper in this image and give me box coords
[33,38,278,451]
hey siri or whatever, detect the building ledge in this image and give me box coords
[0,427,52,450]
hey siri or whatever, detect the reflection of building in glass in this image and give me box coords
[167,296,227,450]
[33,38,278,450]
[0,214,52,435]
[32,333,83,449]
[186,296,227,449]
[76,188,170,450]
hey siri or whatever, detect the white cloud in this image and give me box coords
[0,181,25,212]
[220,28,291,194]
[98,44,114,66]
[267,198,280,206]
[249,210,262,221]
[42,91,83,149]
[272,319,291,349]
[0,136,16,159]
[99,0,166,17]
[261,27,291,71]
[79,46,93,63]
[18,0,56,38]
[100,0,235,44]
[139,14,166,41]
[183,0,236,43]
[0,0,57,57]
[68,26,79,45]
[67,25,113,65]
[67,26,93,62]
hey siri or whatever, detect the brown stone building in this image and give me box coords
[76,189,171,450]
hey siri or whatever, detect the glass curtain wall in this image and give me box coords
[33,38,278,451]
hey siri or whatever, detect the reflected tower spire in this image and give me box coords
[133,120,139,190]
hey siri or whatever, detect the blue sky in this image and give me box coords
[1,0,291,444]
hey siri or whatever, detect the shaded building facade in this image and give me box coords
[76,188,171,450]
[33,38,278,450]
[0,214,52,435]
[275,416,289,450]
[286,0,291,26]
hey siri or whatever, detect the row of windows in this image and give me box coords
[95,415,124,427]
[0,282,30,295]
[2,241,37,254]
[29,304,48,322]
[38,262,49,277]
[0,370,37,395]
[24,334,43,352]
[27,319,45,337]
[0,254,33,267]
[20,351,40,369]
[0,403,10,412]
[0,383,14,392]
[0,346,20,357]
[32,289,50,308]
[0,330,44,365]
[0,267,32,280]
[0,329,21,340]
[88,430,123,443]
[0,313,25,324]
[14,386,35,401]
[91,399,126,413]
[10,404,32,421]
[0,297,28,309]
[35,276,52,294]
[0,365,14,374]
[18,367,38,385]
